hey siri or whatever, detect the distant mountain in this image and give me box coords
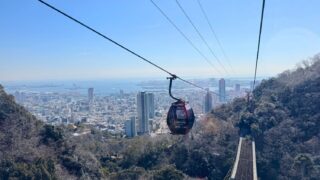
[0,54,319,180]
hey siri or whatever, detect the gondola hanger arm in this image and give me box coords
[167,75,182,102]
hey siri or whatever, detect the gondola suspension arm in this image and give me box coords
[167,75,181,102]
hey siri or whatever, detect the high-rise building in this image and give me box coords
[125,116,136,137]
[88,88,94,103]
[124,120,131,137]
[137,92,149,134]
[120,89,124,97]
[131,116,136,136]
[147,93,155,118]
[219,78,226,102]
[204,89,213,113]
[235,84,240,92]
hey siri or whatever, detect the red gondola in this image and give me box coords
[167,100,195,134]
[166,76,195,135]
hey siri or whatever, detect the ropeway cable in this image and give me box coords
[253,0,266,90]
[150,0,222,75]
[196,0,236,74]
[38,0,224,97]
[175,0,229,75]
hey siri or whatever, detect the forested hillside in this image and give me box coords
[212,54,320,179]
[251,56,320,179]
[0,54,319,179]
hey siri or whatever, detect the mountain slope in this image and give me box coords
[0,85,86,179]
[211,54,320,179]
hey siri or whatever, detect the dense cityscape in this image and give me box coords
[8,78,258,138]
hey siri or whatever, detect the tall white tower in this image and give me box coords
[219,78,226,102]
[204,90,213,113]
[88,88,94,103]
[147,92,155,119]
[137,92,149,134]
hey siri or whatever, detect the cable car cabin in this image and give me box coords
[167,100,195,135]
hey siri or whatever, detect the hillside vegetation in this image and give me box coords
[212,54,320,179]
[0,54,319,179]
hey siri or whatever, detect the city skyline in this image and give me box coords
[6,74,257,140]
[11,79,249,135]
[0,0,319,81]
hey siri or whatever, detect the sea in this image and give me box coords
[1,77,261,96]
[1,80,146,96]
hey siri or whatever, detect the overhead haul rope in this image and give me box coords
[253,0,265,90]
[196,0,236,74]
[150,0,222,75]
[38,0,224,97]
[175,0,229,75]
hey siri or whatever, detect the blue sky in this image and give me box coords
[0,0,319,81]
